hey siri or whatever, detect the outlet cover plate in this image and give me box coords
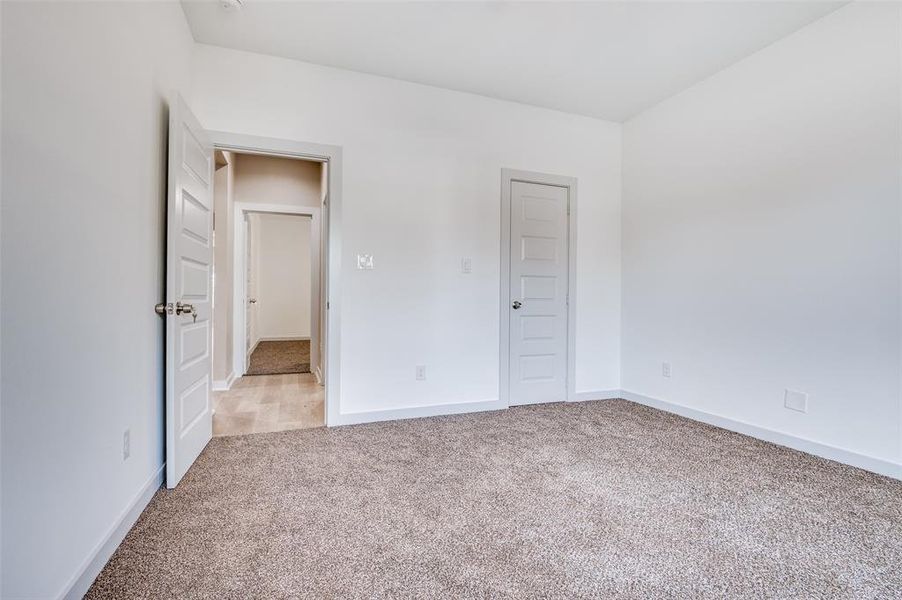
[123,429,131,461]
[784,389,808,413]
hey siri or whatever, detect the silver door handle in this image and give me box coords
[512,301,522,310]
[176,301,197,322]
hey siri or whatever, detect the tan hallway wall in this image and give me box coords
[212,152,234,384]
[212,154,322,382]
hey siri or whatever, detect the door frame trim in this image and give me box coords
[233,202,321,385]
[499,168,578,407]
[209,131,342,427]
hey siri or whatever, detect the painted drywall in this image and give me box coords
[233,153,322,209]
[622,2,902,465]
[255,214,313,340]
[0,2,194,598]
[191,45,623,416]
[212,153,235,384]
[247,212,261,353]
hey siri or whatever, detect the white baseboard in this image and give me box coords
[313,365,323,385]
[333,398,506,426]
[619,390,902,481]
[258,336,310,342]
[59,464,164,600]
[212,371,236,391]
[568,389,622,402]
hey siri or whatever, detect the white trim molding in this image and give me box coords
[59,465,164,600]
[233,201,322,385]
[334,398,506,427]
[620,390,902,481]
[212,371,236,392]
[568,390,622,402]
[499,168,578,408]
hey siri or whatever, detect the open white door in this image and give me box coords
[164,96,214,488]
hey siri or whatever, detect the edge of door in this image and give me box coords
[499,168,578,407]
[208,130,343,427]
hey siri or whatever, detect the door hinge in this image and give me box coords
[326,301,330,310]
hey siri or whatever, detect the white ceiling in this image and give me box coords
[181,1,844,122]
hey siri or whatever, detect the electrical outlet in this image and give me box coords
[784,389,808,413]
[123,429,131,461]
[461,257,472,274]
[662,362,672,378]
[415,365,426,381]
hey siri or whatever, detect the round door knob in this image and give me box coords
[512,301,522,309]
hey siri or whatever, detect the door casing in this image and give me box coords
[500,168,578,407]
[210,131,342,427]
[233,203,322,382]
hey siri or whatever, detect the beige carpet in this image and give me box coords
[246,340,310,376]
[87,401,902,599]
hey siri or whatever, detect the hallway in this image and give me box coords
[212,373,324,436]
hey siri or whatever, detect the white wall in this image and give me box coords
[0,2,194,598]
[622,3,902,466]
[212,153,235,384]
[191,45,623,417]
[255,214,313,340]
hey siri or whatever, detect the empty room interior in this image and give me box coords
[2,1,901,598]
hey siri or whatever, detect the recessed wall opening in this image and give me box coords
[210,150,329,436]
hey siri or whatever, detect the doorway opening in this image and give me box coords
[210,150,329,436]
[244,213,314,377]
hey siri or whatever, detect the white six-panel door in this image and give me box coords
[508,180,569,406]
[165,96,214,488]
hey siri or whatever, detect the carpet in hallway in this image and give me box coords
[245,339,310,375]
[86,400,902,599]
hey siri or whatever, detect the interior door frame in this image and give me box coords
[210,131,342,427]
[499,168,578,407]
[234,202,321,380]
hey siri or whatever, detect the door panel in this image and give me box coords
[509,180,568,406]
[166,96,213,488]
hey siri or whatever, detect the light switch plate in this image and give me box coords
[461,257,472,274]
[357,254,374,270]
